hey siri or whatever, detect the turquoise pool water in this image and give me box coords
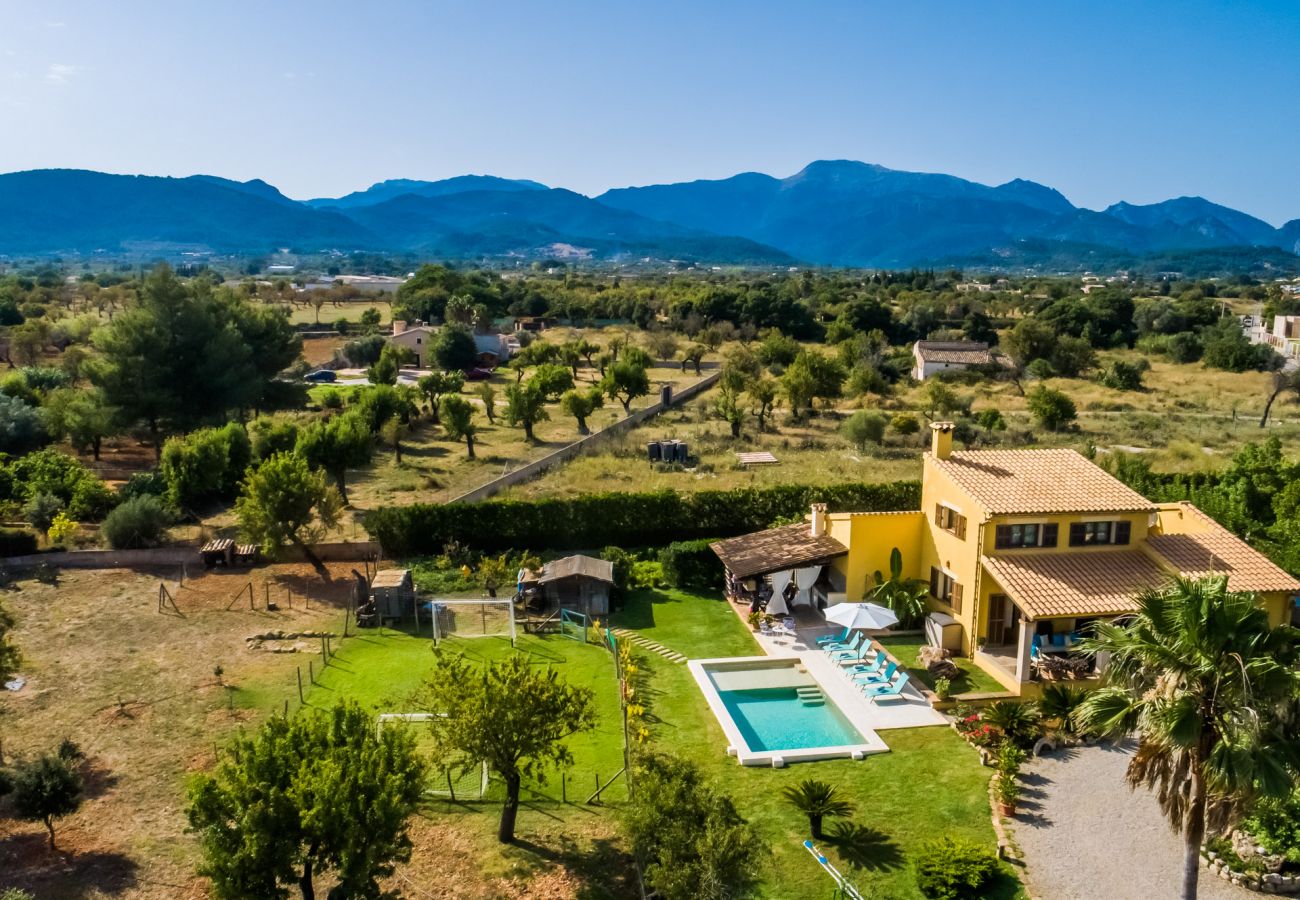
[718,686,864,751]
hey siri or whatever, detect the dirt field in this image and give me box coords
[0,563,364,899]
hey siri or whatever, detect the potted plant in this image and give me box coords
[993,770,1021,817]
[934,676,952,701]
[993,742,1026,816]
[746,610,762,632]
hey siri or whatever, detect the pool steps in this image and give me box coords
[796,686,826,706]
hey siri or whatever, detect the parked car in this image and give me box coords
[304,369,337,383]
[464,367,496,381]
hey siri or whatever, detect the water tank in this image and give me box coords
[676,441,689,463]
[660,384,673,406]
[647,441,662,462]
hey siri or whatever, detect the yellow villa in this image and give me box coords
[713,422,1300,698]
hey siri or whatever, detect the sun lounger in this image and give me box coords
[865,673,911,703]
[828,639,870,662]
[852,661,897,685]
[816,627,850,647]
[823,632,862,654]
[845,656,886,678]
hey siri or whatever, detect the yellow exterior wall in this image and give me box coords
[826,511,925,601]
[982,510,1154,558]
[919,454,986,653]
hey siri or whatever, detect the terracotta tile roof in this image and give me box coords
[710,523,848,580]
[1147,521,1300,594]
[930,449,1154,515]
[535,555,615,585]
[914,341,993,365]
[981,550,1168,619]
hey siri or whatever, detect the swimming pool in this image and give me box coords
[690,657,888,766]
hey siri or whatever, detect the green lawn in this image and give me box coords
[612,589,1021,899]
[244,620,629,802]
[876,635,1008,696]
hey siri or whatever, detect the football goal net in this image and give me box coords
[430,599,516,645]
[377,714,490,801]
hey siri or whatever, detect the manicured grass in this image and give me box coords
[614,587,761,658]
[613,589,1021,899]
[876,635,1008,696]
[289,625,629,800]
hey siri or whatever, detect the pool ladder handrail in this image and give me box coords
[802,839,864,900]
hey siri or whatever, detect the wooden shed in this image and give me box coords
[526,555,614,618]
[370,568,415,620]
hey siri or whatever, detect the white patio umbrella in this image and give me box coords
[824,601,899,631]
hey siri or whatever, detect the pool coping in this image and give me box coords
[689,656,891,767]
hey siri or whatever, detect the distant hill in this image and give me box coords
[0,162,1296,271]
[0,169,367,255]
[598,160,1299,268]
[0,169,789,263]
[306,175,549,209]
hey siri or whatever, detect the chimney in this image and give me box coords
[930,421,955,460]
[392,319,407,336]
[810,502,827,537]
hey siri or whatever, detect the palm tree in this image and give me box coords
[1078,576,1300,900]
[781,779,854,840]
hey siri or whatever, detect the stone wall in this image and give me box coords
[449,370,721,504]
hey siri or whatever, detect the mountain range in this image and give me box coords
[1,162,1297,271]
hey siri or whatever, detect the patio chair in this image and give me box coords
[852,661,897,685]
[839,644,880,667]
[844,655,886,678]
[1050,633,1066,648]
[823,632,863,655]
[816,627,851,647]
[866,673,911,703]
[828,637,869,662]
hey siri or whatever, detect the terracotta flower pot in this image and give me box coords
[997,802,1017,817]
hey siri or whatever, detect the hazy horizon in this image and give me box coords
[4,0,1299,224]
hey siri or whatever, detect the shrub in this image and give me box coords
[320,388,343,409]
[1027,385,1077,431]
[67,477,117,520]
[249,418,300,463]
[118,470,167,501]
[1242,788,1300,864]
[890,413,920,436]
[47,512,78,547]
[23,492,64,534]
[659,539,722,591]
[840,410,887,449]
[19,365,69,392]
[913,836,999,900]
[0,392,48,454]
[101,495,172,549]
[364,481,922,557]
[1098,360,1145,391]
[601,545,634,591]
[982,700,1043,748]
[342,333,386,366]
[6,449,106,508]
[0,527,37,556]
[159,423,252,510]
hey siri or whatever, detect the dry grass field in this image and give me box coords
[508,346,1300,499]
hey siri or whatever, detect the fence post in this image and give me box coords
[447,770,456,803]
[296,667,304,703]
[264,582,270,609]
[308,660,314,684]
[561,770,567,804]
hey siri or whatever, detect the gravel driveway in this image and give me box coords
[1009,741,1248,900]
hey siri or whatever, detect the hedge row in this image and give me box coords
[365,481,921,557]
[659,540,723,591]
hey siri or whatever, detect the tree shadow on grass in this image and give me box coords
[0,832,141,898]
[823,820,903,872]
[506,833,637,900]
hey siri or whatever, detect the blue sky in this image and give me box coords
[3,0,1298,223]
